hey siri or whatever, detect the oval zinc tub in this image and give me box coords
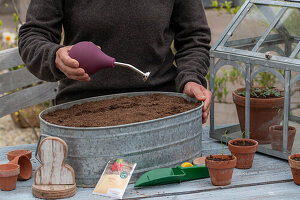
[39,91,203,187]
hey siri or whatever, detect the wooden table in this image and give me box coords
[0,127,298,200]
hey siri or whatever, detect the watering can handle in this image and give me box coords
[35,133,52,164]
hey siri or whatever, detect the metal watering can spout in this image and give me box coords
[69,41,150,82]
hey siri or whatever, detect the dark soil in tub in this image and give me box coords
[42,94,201,127]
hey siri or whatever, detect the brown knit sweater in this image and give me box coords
[18,0,211,104]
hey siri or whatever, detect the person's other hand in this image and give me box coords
[183,82,212,124]
[55,46,90,82]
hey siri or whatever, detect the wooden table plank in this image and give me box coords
[141,182,299,200]
[0,126,296,200]
[0,145,293,199]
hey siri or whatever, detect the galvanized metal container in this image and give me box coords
[39,92,203,187]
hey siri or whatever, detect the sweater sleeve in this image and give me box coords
[18,0,66,82]
[172,0,211,92]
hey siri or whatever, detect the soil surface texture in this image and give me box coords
[42,94,201,127]
[232,141,256,146]
[206,155,234,161]
[292,157,300,161]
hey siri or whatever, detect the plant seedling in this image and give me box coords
[275,107,288,125]
[277,107,285,125]
[221,130,229,156]
[241,131,246,145]
[238,87,282,98]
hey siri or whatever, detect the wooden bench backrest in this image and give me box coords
[0,47,58,118]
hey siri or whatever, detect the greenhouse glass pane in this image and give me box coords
[224,4,282,50]
[279,8,300,37]
[290,42,300,59]
[257,8,300,57]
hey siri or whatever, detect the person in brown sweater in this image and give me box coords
[18,0,212,123]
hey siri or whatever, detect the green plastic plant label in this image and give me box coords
[93,158,136,199]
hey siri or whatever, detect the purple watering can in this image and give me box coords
[69,41,150,81]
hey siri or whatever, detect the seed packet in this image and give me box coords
[93,158,136,199]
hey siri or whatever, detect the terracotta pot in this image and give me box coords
[9,155,32,181]
[288,154,300,185]
[7,149,32,161]
[232,88,284,144]
[193,156,206,165]
[10,104,47,128]
[228,138,258,169]
[0,163,20,191]
[205,154,237,186]
[269,125,296,153]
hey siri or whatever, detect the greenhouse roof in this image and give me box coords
[211,0,300,71]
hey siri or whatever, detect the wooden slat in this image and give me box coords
[0,47,24,70]
[0,82,58,118]
[3,181,299,200]
[0,139,294,200]
[143,182,299,200]
[0,129,295,200]
[0,67,41,94]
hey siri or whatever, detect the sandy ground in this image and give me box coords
[0,115,40,146]
[0,9,299,146]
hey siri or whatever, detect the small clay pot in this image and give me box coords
[7,149,32,161]
[193,156,206,165]
[269,125,296,153]
[205,154,237,186]
[0,163,20,191]
[228,138,258,169]
[9,155,32,181]
[288,154,300,185]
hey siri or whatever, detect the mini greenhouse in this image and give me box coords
[210,0,300,159]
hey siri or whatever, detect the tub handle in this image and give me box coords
[35,134,52,164]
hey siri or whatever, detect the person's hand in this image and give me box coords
[183,82,212,124]
[55,46,90,82]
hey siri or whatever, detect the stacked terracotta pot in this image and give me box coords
[0,150,32,191]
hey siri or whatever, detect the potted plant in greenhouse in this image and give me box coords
[232,87,284,144]
[288,154,300,185]
[205,132,237,186]
[228,133,258,169]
